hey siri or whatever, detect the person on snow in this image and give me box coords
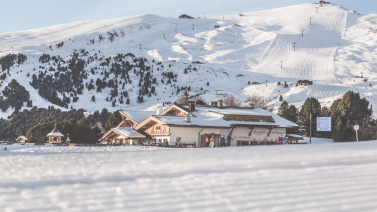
[280,135,284,144]
[225,137,229,147]
[206,136,210,147]
[210,136,215,148]
[227,135,232,146]
[221,136,226,147]
[218,136,222,147]
[277,137,281,144]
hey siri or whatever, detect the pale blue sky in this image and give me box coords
[1,0,376,32]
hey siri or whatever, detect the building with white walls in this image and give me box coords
[102,102,298,147]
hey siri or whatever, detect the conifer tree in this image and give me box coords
[331,91,372,142]
[298,97,321,137]
[105,111,122,131]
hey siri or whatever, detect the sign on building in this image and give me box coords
[317,117,331,131]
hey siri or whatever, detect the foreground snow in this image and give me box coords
[1,140,377,211]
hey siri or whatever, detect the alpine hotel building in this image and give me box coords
[102,101,298,147]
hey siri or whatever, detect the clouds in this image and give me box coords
[1,0,376,32]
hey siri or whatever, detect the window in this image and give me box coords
[156,126,161,131]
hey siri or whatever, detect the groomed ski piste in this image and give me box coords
[1,139,377,211]
[1,3,377,118]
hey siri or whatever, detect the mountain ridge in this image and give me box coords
[0,3,376,118]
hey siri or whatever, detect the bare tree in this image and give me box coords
[193,95,206,105]
[224,94,239,107]
[96,122,105,133]
[177,95,189,104]
[243,95,274,112]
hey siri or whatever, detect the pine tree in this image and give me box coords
[331,91,372,142]
[277,101,290,119]
[299,97,321,137]
[105,111,122,131]
[91,95,95,102]
[279,95,283,101]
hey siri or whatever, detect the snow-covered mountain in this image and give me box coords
[0,3,376,118]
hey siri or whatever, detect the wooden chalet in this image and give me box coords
[101,102,298,147]
[16,136,28,143]
[102,110,156,145]
[214,25,220,28]
[179,14,194,19]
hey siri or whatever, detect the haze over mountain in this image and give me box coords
[0,3,376,118]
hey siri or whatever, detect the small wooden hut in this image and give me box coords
[46,123,64,144]
[179,14,194,19]
[16,136,28,143]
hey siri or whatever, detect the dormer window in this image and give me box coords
[156,126,161,131]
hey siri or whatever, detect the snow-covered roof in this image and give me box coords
[17,136,28,141]
[46,125,64,137]
[47,131,64,137]
[155,105,298,128]
[120,111,156,124]
[113,127,147,138]
[287,134,304,138]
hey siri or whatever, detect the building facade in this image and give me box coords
[102,103,298,147]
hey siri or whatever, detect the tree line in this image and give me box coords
[277,91,373,142]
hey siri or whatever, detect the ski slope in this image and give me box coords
[0,3,376,116]
[1,140,377,211]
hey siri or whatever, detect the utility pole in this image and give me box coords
[280,61,283,69]
[310,113,312,144]
[192,24,194,30]
[139,44,141,49]
[164,34,165,38]
[293,42,297,51]
[175,29,177,34]
[310,17,313,25]
[301,30,304,37]
[265,80,268,86]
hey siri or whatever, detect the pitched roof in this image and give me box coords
[17,136,28,141]
[112,127,147,138]
[46,124,64,137]
[154,105,298,128]
[119,111,156,124]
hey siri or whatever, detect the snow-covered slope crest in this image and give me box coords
[0,3,376,117]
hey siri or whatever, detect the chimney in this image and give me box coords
[217,99,223,107]
[184,112,191,123]
[156,106,164,115]
[189,101,195,111]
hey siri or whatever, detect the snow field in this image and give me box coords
[1,140,377,211]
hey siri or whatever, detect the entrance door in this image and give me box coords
[201,135,207,147]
